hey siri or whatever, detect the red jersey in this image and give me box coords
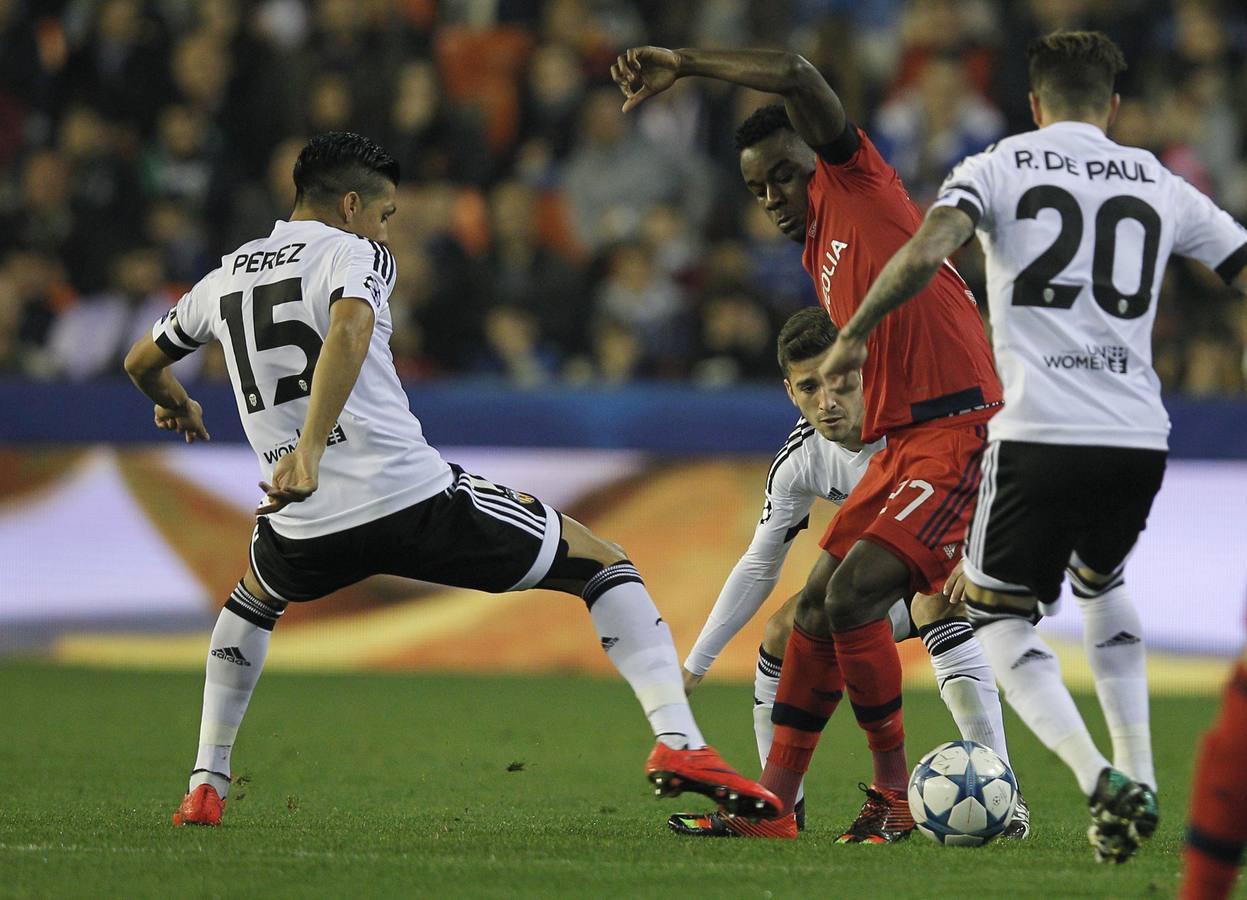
[801,128,1002,443]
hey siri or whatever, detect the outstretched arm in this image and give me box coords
[612,47,846,149]
[821,205,976,376]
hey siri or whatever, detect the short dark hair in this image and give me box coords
[735,103,794,153]
[1027,31,1127,114]
[777,307,838,375]
[293,132,400,207]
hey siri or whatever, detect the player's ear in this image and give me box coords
[341,191,362,224]
[1028,92,1042,128]
[1107,93,1120,131]
[783,378,796,406]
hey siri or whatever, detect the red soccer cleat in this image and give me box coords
[835,783,915,844]
[172,784,226,827]
[645,743,782,819]
[667,809,799,839]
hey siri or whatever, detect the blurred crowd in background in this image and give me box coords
[1,0,1246,392]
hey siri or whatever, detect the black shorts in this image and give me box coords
[965,440,1167,604]
[249,464,564,602]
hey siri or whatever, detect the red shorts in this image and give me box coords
[820,420,989,595]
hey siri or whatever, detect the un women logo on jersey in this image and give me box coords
[1043,344,1129,375]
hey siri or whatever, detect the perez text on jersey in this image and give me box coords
[152,219,453,538]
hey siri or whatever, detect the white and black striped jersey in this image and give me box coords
[151,219,452,539]
[932,121,1247,450]
[683,420,884,676]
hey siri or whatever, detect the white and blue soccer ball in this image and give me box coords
[908,740,1017,846]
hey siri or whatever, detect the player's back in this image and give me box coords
[937,122,1247,450]
[154,219,451,537]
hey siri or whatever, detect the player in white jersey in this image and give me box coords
[667,308,1025,839]
[822,32,1247,863]
[122,132,780,828]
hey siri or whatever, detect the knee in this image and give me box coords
[910,592,957,630]
[579,535,627,566]
[825,560,895,631]
[963,583,1040,629]
[762,602,795,656]
[541,526,633,599]
[560,514,626,565]
[233,575,287,628]
[1067,564,1124,603]
[791,575,830,635]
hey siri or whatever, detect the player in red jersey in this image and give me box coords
[1181,640,1247,898]
[613,47,1002,840]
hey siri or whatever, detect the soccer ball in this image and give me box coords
[908,740,1017,846]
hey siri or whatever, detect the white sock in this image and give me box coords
[189,586,282,797]
[754,647,804,803]
[1071,573,1155,788]
[920,619,1011,767]
[972,614,1109,796]
[585,563,705,749]
[753,646,781,767]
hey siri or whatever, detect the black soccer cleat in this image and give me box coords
[1087,768,1159,864]
[1002,790,1031,839]
[835,783,914,844]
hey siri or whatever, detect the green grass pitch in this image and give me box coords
[0,662,1230,898]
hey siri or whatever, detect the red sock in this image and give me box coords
[834,617,908,791]
[760,625,844,812]
[1182,663,1247,900]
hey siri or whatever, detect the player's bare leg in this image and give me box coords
[1180,646,1247,899]
[825,539,915,843]
[173,568,287,826]
[542,515,780,819]
[964,581,1156,862]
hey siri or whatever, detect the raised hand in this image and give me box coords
[611,46,681,112]
[821,332,869,378]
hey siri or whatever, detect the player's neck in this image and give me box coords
[1041,115,1108,132]
[289,204,341,229]
[1035,104,1111,133]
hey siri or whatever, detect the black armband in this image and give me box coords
[1215,242,1247,284]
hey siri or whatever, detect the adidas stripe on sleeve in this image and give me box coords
[334,237,396,312]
